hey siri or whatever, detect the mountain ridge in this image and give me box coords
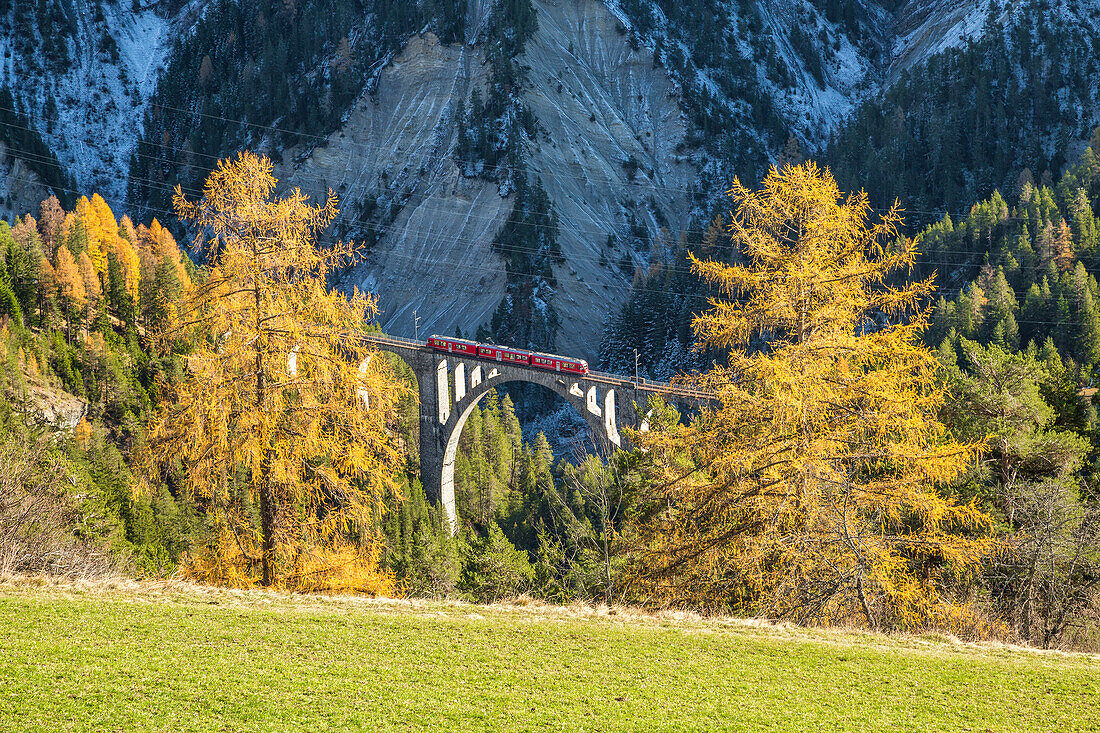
[3,0,1100,361]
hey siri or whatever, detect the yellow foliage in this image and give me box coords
[115,216,143,299]
[74,418,92,451]
[135,219,191,295]
[67,195,148,302]
[630,163,998,632]
[78,251,101,305]
[18,347,39,375]
[137,151,409,593]
[74,197,103,274]
[1054,218,1075,272]
[157,223,192,292]
[55,246,85,308]
[83,331,106,356]
[37,256,57,304]
[118,214,138,245]
[76,193,120,275]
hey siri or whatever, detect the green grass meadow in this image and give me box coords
[0,580,1096,732]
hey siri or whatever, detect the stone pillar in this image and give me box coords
[586,385,601,416]
[417,355,446,508]
[454,362,466,402]
[604,389,621,447]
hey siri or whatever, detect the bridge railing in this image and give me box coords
[361,333,425,349]
[587,370,714,402]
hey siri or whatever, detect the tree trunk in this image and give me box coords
[255,272,275,587]
[259,459,276,587]
[857,573,876,630]
[599,481,615,605]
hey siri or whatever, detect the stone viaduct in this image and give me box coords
[361,333,711,531]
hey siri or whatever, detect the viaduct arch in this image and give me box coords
[362,334,708,531]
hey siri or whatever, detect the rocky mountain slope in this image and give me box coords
[282,0,695,357]
[0,0,209,216]
[281,33,508,342]
[0,142,51,221]
[830,0,1100,215]
[4,0,1100,362]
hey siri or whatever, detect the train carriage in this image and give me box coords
[427,335,479,357]
[428,334,587,374]
[531,352,589,375]
[477,344,532,365]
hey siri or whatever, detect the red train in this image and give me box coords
[427,335,590,375]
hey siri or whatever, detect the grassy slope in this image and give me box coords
[0,581,1096,732]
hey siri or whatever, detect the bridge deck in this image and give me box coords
[361,333,712,402]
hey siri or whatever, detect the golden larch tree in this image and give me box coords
[54,245,85,339]
[1054,218,1075,272]
[137,152,409,592]
[78,251,101,307]
[76,250,102,330]
[114,215,143,300]
[156,221,192,292]
[135,220,164,285]
[135,219,192,292]
[38,194,65,258]
[74,195,109,274]
[630,163,997,633]
[37,256,57,321]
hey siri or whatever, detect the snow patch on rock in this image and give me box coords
[0,0,204,208]
[888,0,994,82]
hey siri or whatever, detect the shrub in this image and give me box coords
[0,431,116,577]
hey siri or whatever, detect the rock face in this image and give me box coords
[0,0,205,209]
[286,0,694,359]
[0,143,51,222]
[24,382,87,432]
[888,0,995,83]
[522,0,695,358]
[283,33,508,343]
